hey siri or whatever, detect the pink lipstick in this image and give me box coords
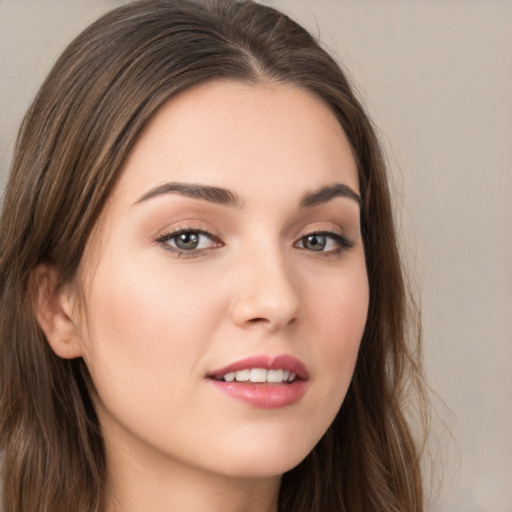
[207,354,308,409]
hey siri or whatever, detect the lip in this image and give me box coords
[207,354,309,409]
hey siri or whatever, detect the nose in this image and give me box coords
[230,249,301,331]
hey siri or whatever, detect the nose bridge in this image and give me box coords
[230,237,301,330]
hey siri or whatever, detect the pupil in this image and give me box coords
[305,234,326,251]
[176,232,199,250]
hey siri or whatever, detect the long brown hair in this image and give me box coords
[0,1,428,510]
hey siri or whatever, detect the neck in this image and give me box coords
[103,432,281,512]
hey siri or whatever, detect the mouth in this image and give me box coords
[207,355,308,409]
[211,368,298,384]
[207,354,308,384]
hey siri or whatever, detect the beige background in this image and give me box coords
[1,1,511,510]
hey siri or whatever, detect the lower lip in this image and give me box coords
[208,380,307,409]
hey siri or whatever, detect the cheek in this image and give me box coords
[79,251,225,390]
[76,253,232,457]
[309,253,369,340]
[305,257,369,401]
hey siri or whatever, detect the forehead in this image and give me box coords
[111,80,359,208]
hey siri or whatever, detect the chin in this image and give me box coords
[220,454,307,480]
[204,428,322,479]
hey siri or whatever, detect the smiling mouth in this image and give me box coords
[207,355,308,408]
[211,368,297,384]
[207,354,308,385]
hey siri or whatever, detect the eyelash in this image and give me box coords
[155,227,354,258]
[156,227,222,258]
[294,229,354,257]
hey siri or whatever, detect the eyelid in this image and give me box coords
[293,228,354,254]
[153,223,354,259]
[155,226,223,257]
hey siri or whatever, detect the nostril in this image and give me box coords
[245,316,297,329]
[246,317,270,327]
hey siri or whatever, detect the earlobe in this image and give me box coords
[32,264,84,359]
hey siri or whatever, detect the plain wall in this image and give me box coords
[1,1,511,511]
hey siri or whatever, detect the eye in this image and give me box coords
[295,231,353,254]
[156,228,222,256]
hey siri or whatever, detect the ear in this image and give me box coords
[32,264,84,359]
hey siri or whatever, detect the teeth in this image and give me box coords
[222,368,296,383]
[267,369,283,383]
[235,369,250,382]
[250,368,267,383]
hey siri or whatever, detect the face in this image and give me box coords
[71,81,369,481]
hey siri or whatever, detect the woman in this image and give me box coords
[0,0,428,511]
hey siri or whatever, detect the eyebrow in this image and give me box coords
[134,182,243,208]
[134,181,362,209]
[299,183,362,209]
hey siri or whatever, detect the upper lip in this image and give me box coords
[207,354,309,380]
